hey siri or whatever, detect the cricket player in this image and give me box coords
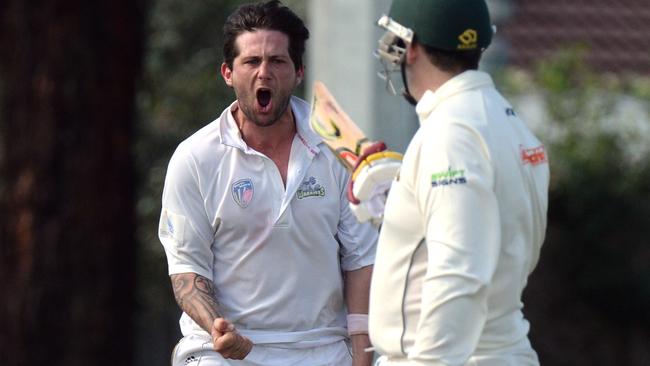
[158,1,376,365]
[349,0,550,365]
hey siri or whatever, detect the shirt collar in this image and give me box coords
[220,100,247,150]
[219,96,321,157]
[415,70,494,123]
[292,97,322,157]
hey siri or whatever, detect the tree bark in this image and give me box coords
[0,1,143,365]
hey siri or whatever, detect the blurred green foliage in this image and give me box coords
[498,48,650,364]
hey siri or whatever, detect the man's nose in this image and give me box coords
[258,60,271,79]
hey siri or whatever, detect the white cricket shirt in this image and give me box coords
[159,96,377,347]
[369,71,549,365]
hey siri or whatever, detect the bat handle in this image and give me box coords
[354,137,373,156]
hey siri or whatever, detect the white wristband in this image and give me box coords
[347,314,369,336]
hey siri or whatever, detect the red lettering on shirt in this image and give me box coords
[297,133,318,156]
[520,145,547,166]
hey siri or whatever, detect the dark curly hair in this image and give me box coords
[223,0,310,71]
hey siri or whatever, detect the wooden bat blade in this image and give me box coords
[309,81,370,170]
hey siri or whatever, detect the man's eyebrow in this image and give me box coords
[267,55,290,62]
[239,53,290,61]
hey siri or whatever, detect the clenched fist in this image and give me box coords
[211,318,253,360]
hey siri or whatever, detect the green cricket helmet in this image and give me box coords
[385,0,493,51]
[375,0,494,100]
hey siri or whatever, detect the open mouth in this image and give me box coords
[256,88,272,108]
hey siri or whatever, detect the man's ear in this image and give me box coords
[221,62,233,87]
[405,41,418,65]
[295,65,305,86]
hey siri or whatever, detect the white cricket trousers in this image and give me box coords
[171,334,352,366]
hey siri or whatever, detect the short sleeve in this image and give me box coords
[335,165,378,271]
[158,147,215,280]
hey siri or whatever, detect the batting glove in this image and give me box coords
[347,141,402,226]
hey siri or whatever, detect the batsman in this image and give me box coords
[349,0,551,365]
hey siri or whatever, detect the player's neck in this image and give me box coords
[235,107,296,153]
[415,63,456,98]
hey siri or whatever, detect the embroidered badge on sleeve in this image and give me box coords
[159,208,186,242]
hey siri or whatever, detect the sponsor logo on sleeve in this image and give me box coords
[431,167,467,188]
[166,216,175,235]
[232,178,254,208]
[184,355,199,365]
[159,209,185,241]
[520,145,547,166]
[296,176,326,199]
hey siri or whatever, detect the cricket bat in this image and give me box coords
[309,81,373,171]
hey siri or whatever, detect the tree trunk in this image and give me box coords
[0,1,143,365]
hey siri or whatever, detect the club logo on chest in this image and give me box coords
[296,176,325,199]
[232,178,254,208]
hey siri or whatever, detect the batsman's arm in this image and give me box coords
[345,265,374,366]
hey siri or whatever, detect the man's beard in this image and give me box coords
[239,91,292,128]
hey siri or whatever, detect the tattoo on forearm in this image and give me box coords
[171,273,222,331]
